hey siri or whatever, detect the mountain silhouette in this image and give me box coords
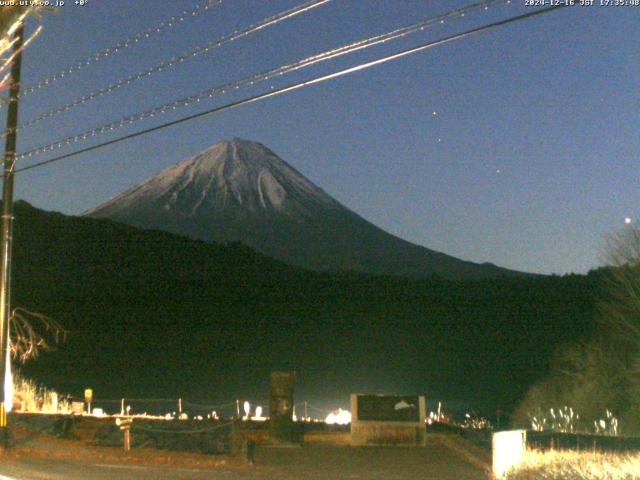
[85,138,522,279]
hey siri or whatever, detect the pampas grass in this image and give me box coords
[12,371,69,414]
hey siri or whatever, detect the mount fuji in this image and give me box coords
[84,138,519,279]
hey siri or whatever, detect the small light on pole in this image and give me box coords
[84,388,93,415]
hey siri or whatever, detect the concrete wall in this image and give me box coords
[303,431,351,445]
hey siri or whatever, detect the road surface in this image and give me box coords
[0,442,489,479]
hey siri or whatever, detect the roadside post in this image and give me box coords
[116,417,133,452]
[245,438,256,465]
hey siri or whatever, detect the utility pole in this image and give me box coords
[0,23,24,448]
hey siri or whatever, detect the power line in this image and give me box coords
[13,0,502,135]
[10,0,332,133]
[12,4,570,175]
[16,0,511,158]
[17,0,223,98]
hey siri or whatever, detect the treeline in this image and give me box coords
[514,228,640,435]
[10,201,599,415]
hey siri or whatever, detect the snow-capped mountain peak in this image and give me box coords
[85,138,337,219]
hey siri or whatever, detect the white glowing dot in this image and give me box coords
[625,217,632,224]
[432,111,437,116]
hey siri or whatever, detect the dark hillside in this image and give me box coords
[11,201,598,416]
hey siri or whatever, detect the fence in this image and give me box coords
[526,430,640,453]
[63,397,257,419]
[56,397,336,423]
[98,418,237,454]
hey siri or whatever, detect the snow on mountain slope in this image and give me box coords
[85,138,520,279]
[86,139,338,218]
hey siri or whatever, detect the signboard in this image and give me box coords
[356,395,420,422]
[350,394,426,446]
[84,388,93,403]
[71,401,85,415]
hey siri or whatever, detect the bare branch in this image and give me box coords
[9,307,67,363]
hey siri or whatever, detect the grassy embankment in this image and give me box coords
[505,449,640,480]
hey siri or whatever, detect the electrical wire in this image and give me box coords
[14,0,512,157]
[18,0,223,98]
[0,25,42,93]
[11,0,332,133]
[12,4,570,175]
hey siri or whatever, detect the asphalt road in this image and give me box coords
[0,458,223,480]
[0,443,490,479]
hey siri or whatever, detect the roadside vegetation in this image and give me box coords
[515,224,640,435]
[12,371,69,414]
[504,450,640,480]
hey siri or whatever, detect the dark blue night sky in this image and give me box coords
[7,0,639,274]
